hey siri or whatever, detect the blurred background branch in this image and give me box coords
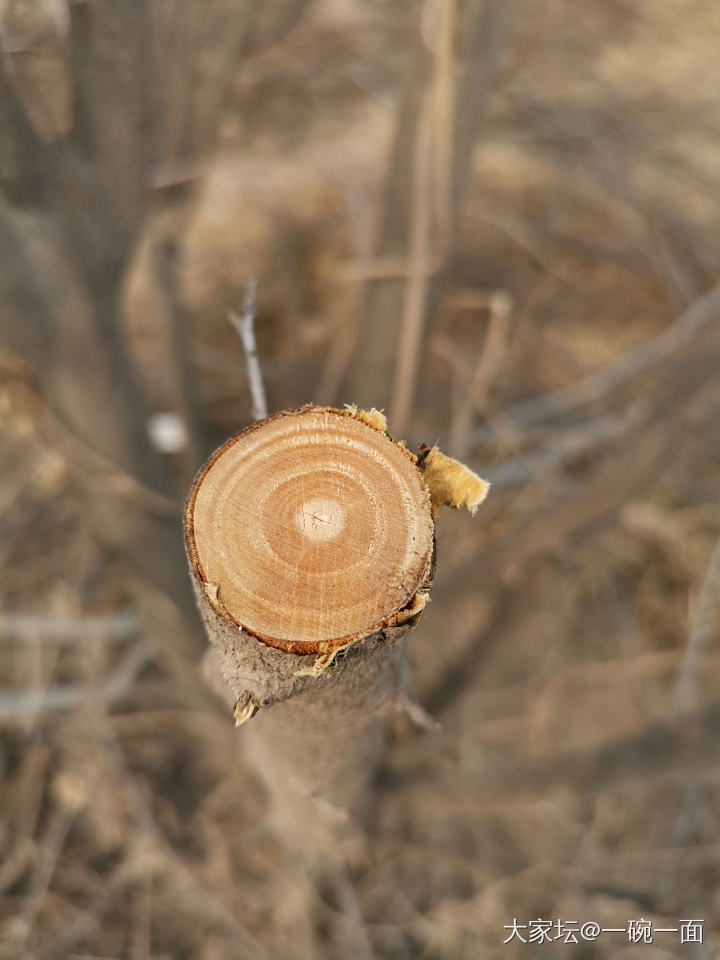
[2,0,720,956]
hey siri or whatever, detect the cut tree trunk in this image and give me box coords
[184,404,486,858]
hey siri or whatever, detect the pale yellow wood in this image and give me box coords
[186,407,433,651]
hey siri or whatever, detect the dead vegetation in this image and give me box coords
[2,0,720,957]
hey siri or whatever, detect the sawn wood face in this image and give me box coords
[185,406,434,652]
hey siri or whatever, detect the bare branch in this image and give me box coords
[0,611,138,643]
[484,413,632,487]
[449,289,513,459]
[472,281,720,445]
[390,95,434,436]
[395,691,440,731]
[0,640,153,721]
[671,532,720,717]
[314,189,372,407]
[229,279,268,422]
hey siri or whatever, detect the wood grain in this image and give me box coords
[185,406,434,651]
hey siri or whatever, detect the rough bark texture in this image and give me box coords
[184,404,437,856]
[192,573,424,712]
[200,628,413,858]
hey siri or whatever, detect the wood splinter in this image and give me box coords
[184,404,487,855]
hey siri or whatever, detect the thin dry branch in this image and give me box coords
[0,611,138,643]
[429,0,456,262]
[483,413,631,488]
[472,280,720,444]
[390,95,435,435]
[347,0,506,413]
[39,660,269,960]
[671,531,720,716]
[42,407,178,516]
[331,861,376,960]
[449,290,512,459]
[494,0,558,88]
[12,804,79,952]
[315,190,372,407]
[0,639,154,721]
[428,330,720,717]
[229,279,268,422]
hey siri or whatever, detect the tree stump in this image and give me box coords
[184,404,486,857]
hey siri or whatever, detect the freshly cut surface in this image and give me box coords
[186,407,434,650]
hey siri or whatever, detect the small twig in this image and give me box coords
[671,531,720,716]
[395,655,439,731]
[390,94,435,435]
[43,410,179,515]
[449,290,512,459]
[315,189,372,406]
[44,687,269,960]
[229,279,268,422]
[476,207,577,285]
[337,254,440,282]
[331,859,377,960]
[0,611,138,643]
[494,0,558,88]
[429,0,456,262]
[483,413,632,487]
[0,639,154,720]
[395,691,440,731]
[13,805,80,949]
[471,281,720,445]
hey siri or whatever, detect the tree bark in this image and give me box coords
[184,404,437,857]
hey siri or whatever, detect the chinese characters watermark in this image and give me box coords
[503,918,703,945]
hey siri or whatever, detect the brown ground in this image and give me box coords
[2,1,720,958]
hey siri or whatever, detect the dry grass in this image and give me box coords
[2,0,720,957]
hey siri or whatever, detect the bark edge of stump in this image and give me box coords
[183,404,437,714]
